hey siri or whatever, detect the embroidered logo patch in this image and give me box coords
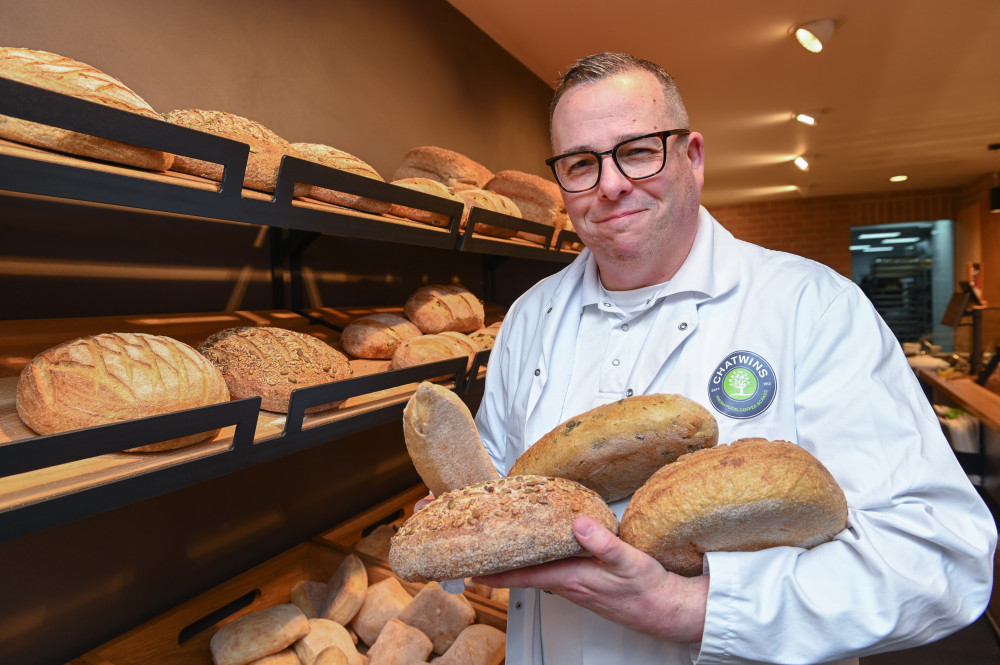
[708,350,776,419]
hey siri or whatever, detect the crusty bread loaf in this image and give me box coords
[467,327,498,352]
[402,381,500,497]
[438,332,477,371]
[391,146,493,192]
[620,438,849,576]
[15,332,230,452]
[209,604,310,665]
[0,47,173,170]
[509,394,718,502]
[430,624,506,665]
[484,170,566,246]
[390,334,469,371]
[388,177,464,227]
[397,581,476,654]
[197,326,352,413]
[389,475,620,582]
[457,188,521,239]
[340,313,422,360]
[163,109,307,195]
[404,284,484,334]
[291,142,392,214]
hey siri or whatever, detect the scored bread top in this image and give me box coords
[390,334,470,371]
[290,142,391,215]
[391,146,493,192]
[620,438,849,576]
[340,312,422,359]
[389,475,619,582]
[403,284,485,334]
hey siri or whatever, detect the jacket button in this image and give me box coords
[534,369,541,376]
[678,322,688,331]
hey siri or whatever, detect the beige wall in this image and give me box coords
[1,0,555,180]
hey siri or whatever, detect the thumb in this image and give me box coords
[573,515,627,567]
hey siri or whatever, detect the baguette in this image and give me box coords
[402,381,499,497]
[509,393,718,502]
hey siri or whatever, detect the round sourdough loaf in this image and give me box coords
[389,475,619,582]
[391,146,493,192]
[390,334,470,371]
[15,332,230,452]
[197,326,351,413]
[509,394,718,502]
[404,284,484,334]
[0,47,173,170]
[291,142,392,215]
[620,438,849,576]
[340,312,422,359]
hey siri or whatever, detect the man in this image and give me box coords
[472,53,997,664]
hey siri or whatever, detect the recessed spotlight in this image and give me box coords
[795,113,817,126]
[794,156,809,171]
[889,175,908,182]
[794,19,837,53]
[858,232,901,239]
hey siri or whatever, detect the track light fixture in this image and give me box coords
[795,19,836,53]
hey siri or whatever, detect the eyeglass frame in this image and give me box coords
[545,129,692,193]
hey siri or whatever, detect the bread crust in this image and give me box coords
[0,47,173,170]
[510,394,719,502]
[620,438,849,576]
[340,313,421,359]
[403,284,484,334]
[390,334,469,371]
[388,177,464,227]
[484,170,566,246]
[15,332,230,452]
[457,188,521,239]
[209,604,309,665]
[291,142,392,214]
[388,475,619,582]
[197,326,351,413]
[391,146,493,192]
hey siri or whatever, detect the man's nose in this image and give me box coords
[596,154,631,200]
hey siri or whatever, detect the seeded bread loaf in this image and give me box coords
[198,326,352,413]
[510,394,718,502]
[404,284,484,334]
[620,438,849,576]
[340,313,422,360]
[391,146,493,192]
[0,47,173,170]
[389,475,620,582]
[388,177,464,227]
[484,170,566,246]
[163,109,307,195]
[15,332,230,452]
[457,188,521,239]
[402,381,499,497]
[291,142,392,214]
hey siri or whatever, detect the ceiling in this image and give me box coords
[446,0,1000,207]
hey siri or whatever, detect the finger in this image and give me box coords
[572,515,635,570]
[473,555,584,590]
[414,492,435,512]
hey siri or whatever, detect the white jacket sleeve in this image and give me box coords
[696,286,997,665]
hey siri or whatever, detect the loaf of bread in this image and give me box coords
[484,170,566,246]
[366,618,433,665]
[404,284,484,334]
[391,146,493,192]
[349,577,413,646]
[291,142,392,215]
[402,381,500,497]
[209,604,310,665]
[457,188,521,239]
[430,624,506,665]
[0,47,173,170]
[388,177,464,227]
[390,334,471,372]
[293,619,362,665]
[352,524,396,560]
[197,326,352,413]
[15,332,230,452]
[467,325,499,352]
[620,438,849,577]
[163,109,307,195]
[290,580,328,619]
[509,394,718,502]
[389,475,620,582]
[340,313,422,360]
[397,581,476,654]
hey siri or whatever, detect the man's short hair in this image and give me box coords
[549,52,689,129]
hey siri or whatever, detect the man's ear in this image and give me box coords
[686,132,706,190]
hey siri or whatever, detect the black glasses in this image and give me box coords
[546,129,691,193]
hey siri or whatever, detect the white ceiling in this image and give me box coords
[446,0,1000,207]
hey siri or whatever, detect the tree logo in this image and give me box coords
[707,350,776,419]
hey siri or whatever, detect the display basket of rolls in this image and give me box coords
[69,539,507,665]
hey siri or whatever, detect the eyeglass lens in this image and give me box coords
[553,134,667,192]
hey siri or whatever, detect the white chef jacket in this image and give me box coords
[475,207,997,665]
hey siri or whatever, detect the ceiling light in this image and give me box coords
[795,113,817,126]
[794,156,809,171]
[858,232,901,239]
[795,19,836,53]
[863,247,894,253]
[889,175,908,182]
[849,245,870,251]
[881,237,921,244]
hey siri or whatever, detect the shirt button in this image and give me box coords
[678,322,688,331]
[621,323,629,331]
[626,388,634,397]
[534,369,540,376]
[612,359,620,366]
[603,302,611,307]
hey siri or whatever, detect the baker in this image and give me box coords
[471,52,997,664]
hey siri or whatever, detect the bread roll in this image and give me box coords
[397,581,476,654]
[404,284,484,334]
[198,326,352,413]
[484,170,566,246]
[15,332,230,452]
[389,475,619,582]
[163,109,307,195]
[290,580,328,619]
[293,619,361,665]
[457,188,521,239]
[209,604,309,665]
[313,648,349,665]
[366,618,433,665]
[391,146,493,192]
[620,438,849,577]
[349,577,413,646]
[0,47,173,170]
[291,142,392,214]
[247,650,300,665]
[340,313,422,360]
[402,382,500,497]
[388,177,464,227]
[320,553,367,625]
[430,624,506,665]
[353,523,396,560]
